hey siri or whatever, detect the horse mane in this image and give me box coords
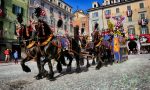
[41,20,52,36]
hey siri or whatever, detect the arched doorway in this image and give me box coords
[74,25,79,38]
[128,40,137,54]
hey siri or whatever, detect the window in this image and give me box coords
[139,3,144,9]
[70,24,73,32]
[128,17,132,22]
[116,8,120,13]
[64,24,67,30]
[94,4,96,8]
[30,0,35,5]
[0,21,3,38]
[58,11,61,17]
[105,10,111,15]
[0,0,1,5]
[64,6,67,10]
[82,23,85,28]
[120,0,125,2]
[12,4,24,15]
[127,6,131,10]
[141,26,148,34]
[92,12,98,18]
[110,0,114,4]
[58,2,60,6]
[41,2,44,7]
[70,9,71,12]
[81,28,85,34]
[50,7,53,16]
[115,0,119,3]
[106,1,108,5]
[50,7,53,13]
[64,14,66,20]
[0,0,4,8]
[128,27,135,35]
[140,13,145,19]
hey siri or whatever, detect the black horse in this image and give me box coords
[21,20,62,80]
[57,36,82,73]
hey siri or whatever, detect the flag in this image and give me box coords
[126,10,132,17]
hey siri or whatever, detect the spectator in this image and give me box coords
[13,50,19,64]
[4,49,10,63]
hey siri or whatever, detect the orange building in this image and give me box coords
[73,10,89,37]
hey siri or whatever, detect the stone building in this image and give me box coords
[29,0,74,36]
[73,10,89,37]
[0,0,29,60]
[88,0,150,38]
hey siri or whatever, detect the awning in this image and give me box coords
[141,43,150,46]
[140,34,150,43]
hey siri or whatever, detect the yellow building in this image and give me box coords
[88,0,150,37]
[73,10,89,37]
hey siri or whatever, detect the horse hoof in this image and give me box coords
[66,66,71,72]
[86,64,91,68]
[47,73,54,80]
[35,75,43,80]
[23,65,31,72]
[95,66,100,70]
[76,67,81,73]
[43,70,49,77]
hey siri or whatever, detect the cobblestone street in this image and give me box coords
[0,54,150,90]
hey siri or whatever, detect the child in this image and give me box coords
[13,50,18,64]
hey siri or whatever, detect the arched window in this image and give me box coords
[128,26,135,35]
[141,26,149,34]
[94,4,96,8]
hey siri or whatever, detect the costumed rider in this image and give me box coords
[56,18,73,62]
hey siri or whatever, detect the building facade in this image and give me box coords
[73,10,89,37]
[29,0,74,36]
[0,0,29,60]
[88,0,150,38]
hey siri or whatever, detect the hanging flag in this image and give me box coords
[126,10,132,17]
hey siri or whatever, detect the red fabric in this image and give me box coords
[28,26,32,32]
[4,50,10,55]
[140,34,150,43]
[0,8,3,16]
